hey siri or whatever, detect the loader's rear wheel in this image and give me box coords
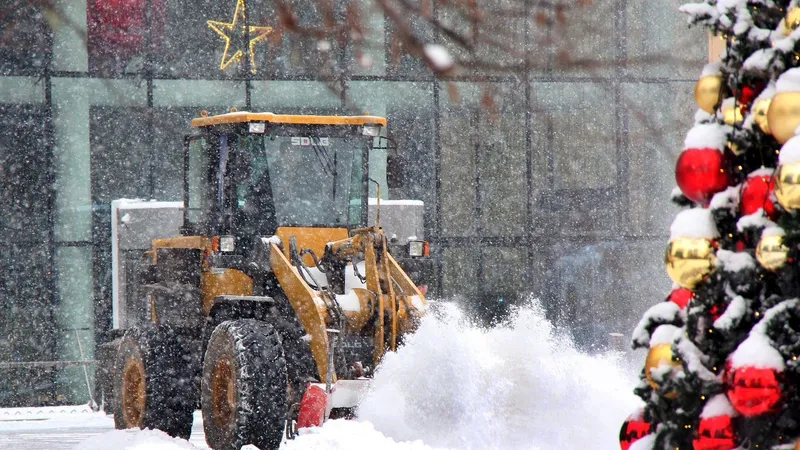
[112,326,197,439]
[202,319,288,450]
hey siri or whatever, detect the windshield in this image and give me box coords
[229,133,364,234]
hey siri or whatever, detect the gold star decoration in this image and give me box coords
[207,0,272,74]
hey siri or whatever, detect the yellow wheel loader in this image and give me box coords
[100,111,429,449]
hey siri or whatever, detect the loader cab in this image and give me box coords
[184,112,387,242]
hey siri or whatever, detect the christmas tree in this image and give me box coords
[621,1,800,450]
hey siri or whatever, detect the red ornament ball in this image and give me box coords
[676,148,731,206]
[740,173,779,220]
[668,288,693,309]
[736,82,764,107]
[726,366,782,417]
[693,415,737,450]
[619,408,652,450]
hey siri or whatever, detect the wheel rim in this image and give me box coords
[211,356,236,429]
[121,358,145,427]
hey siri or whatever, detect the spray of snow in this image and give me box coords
[352,301,640,450]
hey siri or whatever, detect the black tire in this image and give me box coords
[201,319,288,450]
[112,326,197,439]
[272,293,319,403]
[97,337,122,414]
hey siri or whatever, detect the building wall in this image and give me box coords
[0,0,705,404]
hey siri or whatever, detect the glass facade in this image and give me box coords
[0,0,704,404]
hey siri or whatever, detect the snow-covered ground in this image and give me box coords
[0,301,641,450]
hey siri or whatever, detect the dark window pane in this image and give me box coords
[90,107,151,203]
[0,4,53,75]
[87,0,165,75]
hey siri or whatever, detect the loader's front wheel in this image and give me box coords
[202,320,288,450]
[112,326,196,439]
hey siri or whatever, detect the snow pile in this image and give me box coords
[75,429,198,450]
[356,301,640,450]
[286,420,442,450]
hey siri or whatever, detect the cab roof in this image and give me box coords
[191,111,387,128]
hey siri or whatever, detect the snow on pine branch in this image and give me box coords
[730,299,799,370]
[700,394,738,419]
[713,285,747,331]
[709,186,739,212]
[670,208,720,241]
[779,135,800,165]
[675,333,719,382]
[684,123,730,151]
[632,302,683,349]
[680,2,720,27]
[737,210,776,232]
[716,249,755,272]
[650,324,683,347]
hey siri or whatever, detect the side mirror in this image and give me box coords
[386,154,407,189]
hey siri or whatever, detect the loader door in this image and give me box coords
[183,135,212,235]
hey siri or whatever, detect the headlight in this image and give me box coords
[362,125,380,136]
[220,235,236,253]
[408,240,425,257]
[249,122,266,133]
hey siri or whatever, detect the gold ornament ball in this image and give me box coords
[665,237,717,289]
[753,97,772,135]
[776,160,800,210]
[722,102,744,126]
[785,7,800,34]
[767,91,800,144]
[695,75,722,114]
[645,343,681,398]
[756,234,789,271]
